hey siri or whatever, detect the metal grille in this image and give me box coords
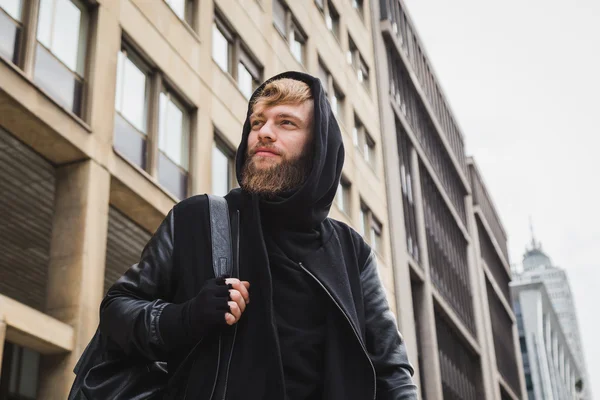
[500,386,516,400]
[421,165,475,334]
[104,207,151,294]
[436,311,483,400]
[396,120,420,264]
[387,44,467,225]
[380,0,467,174]
[487,278,522,396]
[0,127,54,311]
[477,218,510,303]
[469,163,509,261]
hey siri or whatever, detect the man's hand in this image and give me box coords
[225,278,251,325]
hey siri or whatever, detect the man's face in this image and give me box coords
[241,101,314,196]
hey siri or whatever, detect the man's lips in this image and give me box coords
[253,148,280,157]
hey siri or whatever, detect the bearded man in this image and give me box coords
[99,71,418,399]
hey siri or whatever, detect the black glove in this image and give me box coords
[159,277,231,349]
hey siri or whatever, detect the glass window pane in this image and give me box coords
[166,0,185,20]
[212,143,230,196]
[34,43,83,115]
[158,152,187,199]
[18,347,40,398]
[158,94,188,169]
[273,0,286,36]
[114,113,147,169]
[291,35,303,64]
[51,0,81,71]
[0,9,21,63]
[0,0,22,20]
[121,55,147,132]
[8,344,18,393]
[336,183,344,211]
[330,95,338,117]
[352,127,358,147]
[212,23,229,73]
[36,0,53,48]
[317,64,328,95]
[238,62,253,100]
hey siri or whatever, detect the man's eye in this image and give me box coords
[281,120,295,126]
[251,120,262,127]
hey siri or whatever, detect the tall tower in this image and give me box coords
[514,232,591,399]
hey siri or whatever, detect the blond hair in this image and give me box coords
[251,78,313,112]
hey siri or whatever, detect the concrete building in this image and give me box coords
[0,0,523,399]
[370,0,525,399]
[512,281,583,400]
[514,238,591,399]
[0,0,390,398]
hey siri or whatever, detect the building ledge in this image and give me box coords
[0,295,73,354]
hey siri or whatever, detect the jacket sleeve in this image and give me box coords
[361,251,419,400]
[99,209,176,361]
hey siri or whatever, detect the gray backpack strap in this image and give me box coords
[207,194,233,278]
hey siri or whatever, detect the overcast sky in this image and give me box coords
[402,0,599,394]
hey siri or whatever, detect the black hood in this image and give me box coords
[235,71,345,230]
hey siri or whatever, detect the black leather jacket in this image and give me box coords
[100,196,418,399]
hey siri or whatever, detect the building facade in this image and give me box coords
[0,0,524,399]
[0,0,391,398]
[513,239,591,399]
[512,281,583,400]
[370,0,525,399]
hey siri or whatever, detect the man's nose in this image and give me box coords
[257,120,276,142]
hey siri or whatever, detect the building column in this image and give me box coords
[411,149,444,399]
[465,196,500,400]
[38,160,110,399]
[0,320,6,379]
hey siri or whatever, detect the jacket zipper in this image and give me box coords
[297,262,377,400]
[220,209,241,400]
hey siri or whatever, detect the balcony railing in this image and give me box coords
[380,0,467,174]
[478,218,511,303]
[422,165,475,335]
[469,162,510,263]
[436,311,483,400]
[487,279,522,395]
[389,45,467,226]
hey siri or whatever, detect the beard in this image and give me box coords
[240,144,312,198]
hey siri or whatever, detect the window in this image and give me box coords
[214,12,262,99]
[347,35,370,88]
[34,0,89,116]
[114,47,150,170]
[0,342,41,400]
[158,91,189,199]
[353,114,376,166]
[164,0,194,26]
[212,21,231,73]
[0,0,23,65]
[317,0,340,40]
[113,44,192,200]
[318,60,345,121]
[335,178,351,215]
[351,0,364,18]
[273,0,307,65]
[370,216,383,254]
[359,201,384,255]
[212,138,236,196]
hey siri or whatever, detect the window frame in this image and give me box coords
[0,0,25,66]
[359,200,385,256]
[347,34,370,90]
[273,0,307,66]
[214,9,263,98]
[335,177,351,216]
[318,58,345,123]
[315,0,340,40]
[212,134,237,196]
[163,0,196,29]
[113,40,194,200]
